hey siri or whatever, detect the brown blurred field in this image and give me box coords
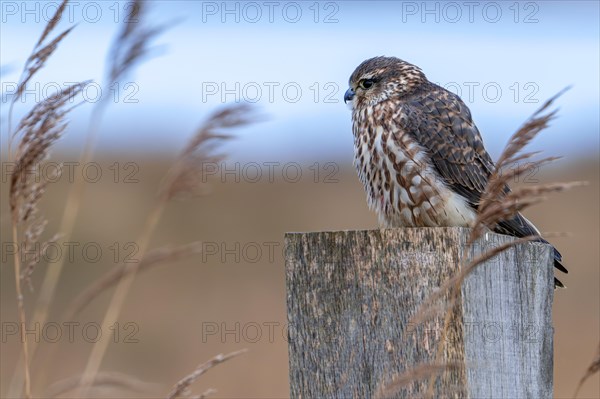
[1,154,598,398]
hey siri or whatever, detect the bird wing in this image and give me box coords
[397,85,567,284]
[399,85,495,208]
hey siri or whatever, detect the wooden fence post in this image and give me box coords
[284,227,554,398]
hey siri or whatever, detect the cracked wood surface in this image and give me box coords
[285,227,553,399]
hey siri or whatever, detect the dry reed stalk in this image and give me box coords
[34,244,195,394]
[5,2,84,395]
[412,90,574,327]
[374,362,460,399]
[160,104,256,199]
[22,0,171,392]
[409,235,539,328]
[420,90,579,398]
[27,0,166,337]
[573,342,600,398]
[7,0,71,160]
[8,82,88,398]
[10,83,88,281]
[8,82,88,399]
[44,371,161,398]
[9,223,30,399]
[107,0,171,84]
[166,349,248,399]
[375,89,581,398]
[76,104,255,395]
[62,242,204,320]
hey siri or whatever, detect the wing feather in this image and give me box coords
[400,86,495,207]
[396,83,567,286]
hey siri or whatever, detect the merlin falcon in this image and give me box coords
[344,56,567,287]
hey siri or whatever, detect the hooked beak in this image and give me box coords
[344,88,355,104]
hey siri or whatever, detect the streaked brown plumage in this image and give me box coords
[345,56,566,287]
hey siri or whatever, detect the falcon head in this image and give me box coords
[344,56,427,109]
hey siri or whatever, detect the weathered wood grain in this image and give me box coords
[285,227,553,399]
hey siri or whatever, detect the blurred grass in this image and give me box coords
[1,154,598,398]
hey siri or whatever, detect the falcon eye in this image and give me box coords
[360,79,375,89]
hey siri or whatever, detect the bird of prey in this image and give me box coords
[344,56,566,287]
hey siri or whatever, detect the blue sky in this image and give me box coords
[1,1,599,162]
